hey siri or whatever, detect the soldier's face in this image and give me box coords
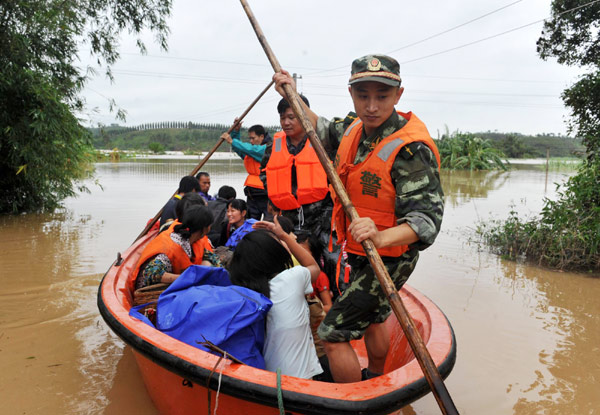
[279,108,304,140]
[349,82,403,135]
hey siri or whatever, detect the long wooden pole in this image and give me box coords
[239,1,458,414]
[134,79,274,242]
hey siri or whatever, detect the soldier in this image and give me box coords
[272,54,444,383]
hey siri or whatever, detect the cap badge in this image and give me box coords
[367,58,381,72]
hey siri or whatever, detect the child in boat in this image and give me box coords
[228,217,323,379]
[295,231,333,313]
[134,205,214,290]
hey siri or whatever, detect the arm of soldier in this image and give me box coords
[393,143,444,250]
[273,69,318,129]
[349,219,419,248]
[315,113,357,159]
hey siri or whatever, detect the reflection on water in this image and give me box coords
[441,170,509,208]
[0,210,106,414]
[499,262,600,415]
[0,158,597,415]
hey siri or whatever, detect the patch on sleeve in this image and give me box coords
[400,142,420,160]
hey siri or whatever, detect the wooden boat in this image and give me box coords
[98,229,456,415]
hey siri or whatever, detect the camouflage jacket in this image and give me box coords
[316,111,444,251]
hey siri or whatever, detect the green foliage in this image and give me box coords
[561,72,600,161]
[497,134,531,158]
[477,159,600,272]
[473,131,584,158]
[537,0,600,160]
[0,68,95,213]
[0,0,172,213]
[477,1,600,272]
[437,132,508,170]
[148,142,165,154]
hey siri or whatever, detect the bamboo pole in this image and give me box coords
[239,1,458,413]
[133,79,275,242]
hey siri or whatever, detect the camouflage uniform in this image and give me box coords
[316,110,444,343]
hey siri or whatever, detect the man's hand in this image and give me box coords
[348,217,383,248]
[232,117,242,132]
[221,132,233,144]
[349,219,420,249]
[273,69,296,98]
[253,215,288,240]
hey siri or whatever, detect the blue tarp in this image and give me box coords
[130,265,272,369]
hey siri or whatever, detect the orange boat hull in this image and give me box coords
[98,230,456,414]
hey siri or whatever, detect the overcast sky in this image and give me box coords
[80,0,584,136]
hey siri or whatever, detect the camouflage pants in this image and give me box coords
[317,250,419,343]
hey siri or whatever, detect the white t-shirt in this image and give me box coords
[263,266,323,379]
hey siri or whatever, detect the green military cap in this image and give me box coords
[348,54,401,87]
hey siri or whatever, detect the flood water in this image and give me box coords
[0,157,598,414]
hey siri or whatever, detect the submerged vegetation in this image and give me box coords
[437,132,508,170]
[477,161,599,271]
[477,0,600,273]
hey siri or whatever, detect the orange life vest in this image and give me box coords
[243,155,264,189]
[133,221,213,281]
[332,111,441,257]
[265,131,329,211]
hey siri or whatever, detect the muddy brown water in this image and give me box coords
[0,158,598,414]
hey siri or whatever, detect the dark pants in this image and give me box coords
[245,191,270,220]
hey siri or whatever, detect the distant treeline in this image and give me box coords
[90,123,585,158]
[440,131,585,159]
[90,122,280,152]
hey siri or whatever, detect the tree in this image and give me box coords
[537,0,600,161]
[478,0,600,272]
[537,0,600,212]
[500,134,531,158]
[0,0,172,213]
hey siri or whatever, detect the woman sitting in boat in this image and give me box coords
[228,217,323,379]
[134,205,215,290]
[219,199,257,249]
